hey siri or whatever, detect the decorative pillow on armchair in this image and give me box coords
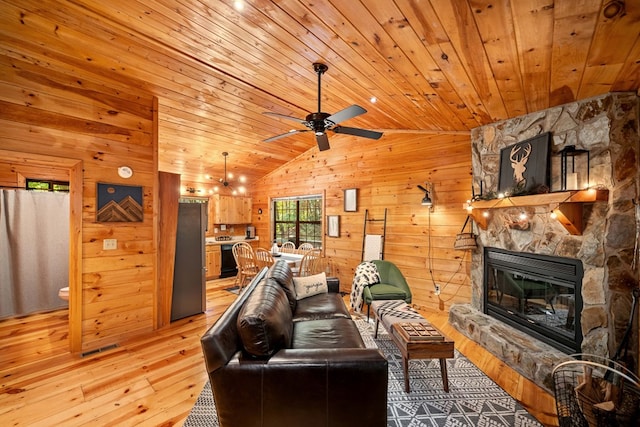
[293,272,328,300]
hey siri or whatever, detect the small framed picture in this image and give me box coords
[344,188,357,212]
[327,215,340,237]
[97,183,144,222]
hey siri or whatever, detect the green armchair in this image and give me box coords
[363,260,412,319]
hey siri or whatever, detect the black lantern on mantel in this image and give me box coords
[560,146,590,191]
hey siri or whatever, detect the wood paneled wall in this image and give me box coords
[0,35,156,351]
[251,132,473,312]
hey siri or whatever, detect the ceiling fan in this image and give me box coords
[262,62,383,151]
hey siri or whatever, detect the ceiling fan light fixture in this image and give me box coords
[262,62,383,149]
[421,193,433,207]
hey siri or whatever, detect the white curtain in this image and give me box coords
[0,189,69,318]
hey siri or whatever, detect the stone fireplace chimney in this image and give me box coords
[449,92,639,392]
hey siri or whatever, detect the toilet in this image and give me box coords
[58,286,69,301]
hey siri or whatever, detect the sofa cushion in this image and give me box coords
[293,272,327,300]
[293,292,351,322]
[237,278,293,358]
[292,318,365,349]
[267,260,297,312]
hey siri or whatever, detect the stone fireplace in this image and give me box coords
[449,92,639,393]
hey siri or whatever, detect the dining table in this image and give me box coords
[273,252,303,267]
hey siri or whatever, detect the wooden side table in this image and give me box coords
[389,322,455,393]
[371,300,455,393]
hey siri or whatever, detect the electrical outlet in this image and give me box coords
[434,284,441,295]
[103,239,117,250]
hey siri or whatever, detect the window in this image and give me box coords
[273,195,322,248]
[26,179,69,192]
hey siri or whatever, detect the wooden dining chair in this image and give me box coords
[298,248,322,277]
[280,241,296,253]
[297,242,314,254]
[308,256,336,277]
[254,248,274,270]
[232,242,258,290]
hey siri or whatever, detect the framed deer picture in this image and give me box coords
[498,132,550,195]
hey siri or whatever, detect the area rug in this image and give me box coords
[185,319,542,426]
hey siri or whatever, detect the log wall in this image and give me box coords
[252,132,473,312]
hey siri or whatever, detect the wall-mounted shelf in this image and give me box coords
[469,189,608,235]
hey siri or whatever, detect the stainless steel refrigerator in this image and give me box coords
[171,202,206,321]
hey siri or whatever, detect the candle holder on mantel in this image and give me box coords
[560,145,590,191]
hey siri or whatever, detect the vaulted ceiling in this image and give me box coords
[12,0,640,192]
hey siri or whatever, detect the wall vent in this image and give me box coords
[81,343,118,358]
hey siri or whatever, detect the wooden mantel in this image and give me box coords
[469,189,609,235]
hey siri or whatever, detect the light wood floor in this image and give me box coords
[0,278,558,426]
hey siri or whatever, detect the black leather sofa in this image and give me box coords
[200,260,388,427]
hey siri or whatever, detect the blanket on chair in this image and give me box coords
[350,261,380,313]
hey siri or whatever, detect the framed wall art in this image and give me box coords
[97,183,144,222]
[498,132,550,194]
[327,215,340,237]
[344,188,357,212]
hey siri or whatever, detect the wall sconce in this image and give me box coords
[417,183,433,208]
[560,145,590,191]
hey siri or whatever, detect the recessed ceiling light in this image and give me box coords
[370,96,377,103]
[234,1,244,12]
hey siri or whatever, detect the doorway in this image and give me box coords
[0,149,82,352]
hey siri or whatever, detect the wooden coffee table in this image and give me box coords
[371,300,454,393]
[390,322,454,393]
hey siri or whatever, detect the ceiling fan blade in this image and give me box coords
[326,105,366,125]
[263,129,308,143]
[417,185,428,192]
[262,111,306,124]
[333,126,383,140]
[316,133,330,151]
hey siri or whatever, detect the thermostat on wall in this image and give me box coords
[117,166,133,179]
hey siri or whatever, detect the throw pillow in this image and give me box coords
[293,272,328,300]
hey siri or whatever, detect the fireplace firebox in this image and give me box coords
[484,248,583,354]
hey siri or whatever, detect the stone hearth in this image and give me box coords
[450,92,640,393]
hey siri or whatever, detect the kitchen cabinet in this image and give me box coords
[209,194,252,225]
[206,245,221,279]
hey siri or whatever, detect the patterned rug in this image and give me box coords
[185,319,542,426]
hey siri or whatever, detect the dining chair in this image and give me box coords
[279,241,296,253]
[232,242,258,290]
[297,242,314,254]
[255,248,274,270]
[298,248,322,277]
[308,256,336,277]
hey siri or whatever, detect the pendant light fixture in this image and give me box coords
[209,152,246,195]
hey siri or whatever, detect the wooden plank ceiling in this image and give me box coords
[7,0,640,191]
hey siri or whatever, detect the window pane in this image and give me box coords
[273,196,322,247]
[26,179,69,192]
